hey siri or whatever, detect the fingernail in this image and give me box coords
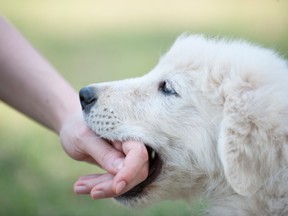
[74,185,88,194]
[115,181,126,194]
[91,190,105,199]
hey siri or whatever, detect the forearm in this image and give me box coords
[0,17,80,133]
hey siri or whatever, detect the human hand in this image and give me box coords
[73,140,149,199]
[59,113,149,198]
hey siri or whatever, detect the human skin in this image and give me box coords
[0,16,148,199]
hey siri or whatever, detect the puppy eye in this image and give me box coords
[159,80,178,96]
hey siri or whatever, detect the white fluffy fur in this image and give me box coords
[84,35,288,215]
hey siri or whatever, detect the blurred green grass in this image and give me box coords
[0,0,287,215]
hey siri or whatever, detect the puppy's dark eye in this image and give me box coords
[159,80,178,96]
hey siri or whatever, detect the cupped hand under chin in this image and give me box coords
[73,140,149,199]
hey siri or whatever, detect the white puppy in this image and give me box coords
[80,35,288,215]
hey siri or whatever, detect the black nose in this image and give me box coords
[79,87,97,111]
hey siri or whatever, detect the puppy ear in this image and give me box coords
[218,90,276,196]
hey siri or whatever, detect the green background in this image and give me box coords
[0,0,287,215]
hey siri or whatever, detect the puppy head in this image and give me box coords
[80,68,217,206]
[80,35,288,206]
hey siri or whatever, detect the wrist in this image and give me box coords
[55,104,81,135]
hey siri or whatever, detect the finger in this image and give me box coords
[114,161,149,195]
[77,173,100,181]
[112,141,149,194]
[90,175,117,199]
[111,141,122,152]
[80,136,125,174]
[74,173,114,195]
[60,115,125,173]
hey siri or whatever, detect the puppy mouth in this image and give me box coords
[115,145,163,199]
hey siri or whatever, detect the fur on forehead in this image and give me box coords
[159,34,285,72]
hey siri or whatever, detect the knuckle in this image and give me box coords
[140,145,149,162]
